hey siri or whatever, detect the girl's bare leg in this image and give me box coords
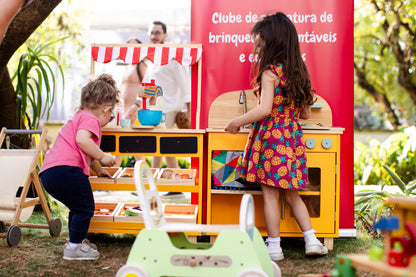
[260,183,281,237]
[283,190,312,231]
[284,189,328,255]
[261,183,285,261]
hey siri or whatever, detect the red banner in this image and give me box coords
[191,0,354,229]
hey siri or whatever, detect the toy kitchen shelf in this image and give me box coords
[205,127,344,249]
[88,127,205,234]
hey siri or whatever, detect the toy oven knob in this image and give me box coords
[305,138,316,149]
[321,138,333,149]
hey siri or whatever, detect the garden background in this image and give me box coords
[0,0,415,276]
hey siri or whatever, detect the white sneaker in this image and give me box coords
[305,240,328,256]
[268,247,284,262]
[63,239,100,260]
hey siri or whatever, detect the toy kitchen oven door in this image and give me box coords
[206,91,344,249]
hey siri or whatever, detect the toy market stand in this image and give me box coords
[88,128,205,236]
[89,43,204,236]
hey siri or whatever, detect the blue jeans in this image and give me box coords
[40,166,94,243]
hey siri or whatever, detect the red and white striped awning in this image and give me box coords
[91,45,202,66]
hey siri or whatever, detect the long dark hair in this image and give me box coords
[251,12,315,107]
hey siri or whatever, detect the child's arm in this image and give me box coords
[76,129,116,167]
[300,105,311,119]
[225,70,277,134]
[90,160,113,177]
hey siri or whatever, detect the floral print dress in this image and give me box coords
[238,64,308,190]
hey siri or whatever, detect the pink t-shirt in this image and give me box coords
[40,110,101,176]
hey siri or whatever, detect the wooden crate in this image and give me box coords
[113,203,144,222]
[89,167,121,184]
[115,167,159,184]
[91,202,121,222]
[156,168,196,185]
[164,204,198,224]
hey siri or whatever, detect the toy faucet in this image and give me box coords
[140,79,163,110]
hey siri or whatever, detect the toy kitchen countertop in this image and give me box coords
[205,126,345,153]
[206,126,344,133]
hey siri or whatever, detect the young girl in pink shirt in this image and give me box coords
[40,74,119,260]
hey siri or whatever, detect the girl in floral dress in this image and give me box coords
[225,12,328,261]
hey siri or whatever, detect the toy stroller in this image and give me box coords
[116,160,281,277]
[0,128,61,246]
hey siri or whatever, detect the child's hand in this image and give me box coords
[100,153,116,167]
[300,105,311,119]
[225,119,241,134]
[96,168,112,178]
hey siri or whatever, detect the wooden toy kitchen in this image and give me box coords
[88,42,345,250]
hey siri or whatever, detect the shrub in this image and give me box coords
[354,126,416,186]
[354,126,416,236]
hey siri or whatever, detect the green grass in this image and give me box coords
[0,204,382,277]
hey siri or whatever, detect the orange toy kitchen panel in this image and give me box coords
[211,192,265,226]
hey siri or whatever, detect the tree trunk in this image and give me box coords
[0,67,16,129]
[354,62,400,129]
[0,0,61,133]
[370,0,416,113]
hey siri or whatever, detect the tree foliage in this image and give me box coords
[8,0,86,132]
[354,0,416,129]
[0,0,86,148]
[8,0,87,74]
[0,0,61,137]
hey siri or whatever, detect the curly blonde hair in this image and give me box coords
[80,74,120,110]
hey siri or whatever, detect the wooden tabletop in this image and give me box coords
[348,254,416,277]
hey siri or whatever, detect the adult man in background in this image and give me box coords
[144,21,191,198]
[146,21,191,130]
[114,37,148,167]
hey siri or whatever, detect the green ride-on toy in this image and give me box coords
[116,161,281,277]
